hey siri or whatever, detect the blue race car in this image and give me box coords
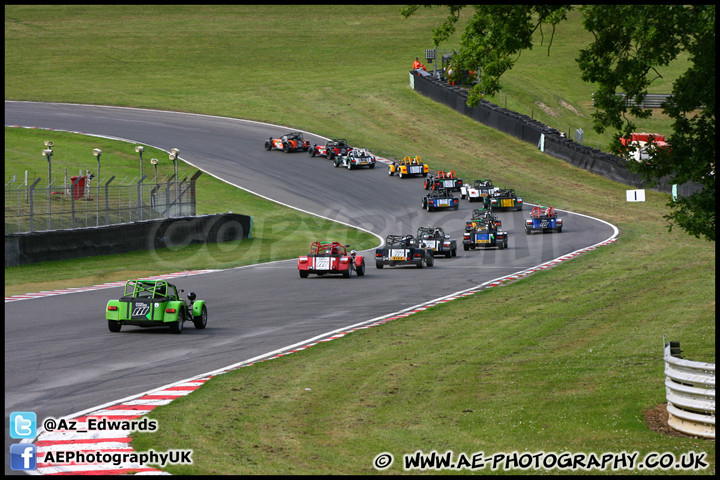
[463,219,508,250]
[525,206,563,234]
[422,187,459,211]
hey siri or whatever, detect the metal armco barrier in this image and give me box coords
[409,70,702,198]
[664,341,715,439]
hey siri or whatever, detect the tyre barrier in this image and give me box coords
[664,341,715,439]
[5,213,252,267]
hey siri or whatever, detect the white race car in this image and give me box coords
[417,226,457,258]
[334,148,376,169]
[460,179,497,202]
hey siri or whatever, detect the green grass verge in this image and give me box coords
[131,238,714,474]
[5,5,715,475]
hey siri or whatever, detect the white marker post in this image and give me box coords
[626,189,646,202]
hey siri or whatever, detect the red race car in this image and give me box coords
[265,131,310,153]
[298,241,365,278]
[308,138,353,160]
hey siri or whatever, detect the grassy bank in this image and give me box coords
[5,6,684,155]
[5,5,714,475]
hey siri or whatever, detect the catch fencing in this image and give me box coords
[664,341,715,439]
[4,171,201,234]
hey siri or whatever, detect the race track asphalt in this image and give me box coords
[4,101,617,474]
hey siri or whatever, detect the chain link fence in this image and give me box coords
[4,171,201,234]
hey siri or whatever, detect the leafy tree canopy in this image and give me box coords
[401,5,715,241]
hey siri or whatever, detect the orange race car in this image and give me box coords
[264,131,310,153]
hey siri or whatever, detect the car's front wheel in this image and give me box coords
[264,141,272,151]
[108,320,121,333]
[193,305,208,329]
[170,309,184,334]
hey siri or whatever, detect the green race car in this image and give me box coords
[106,279,207,334]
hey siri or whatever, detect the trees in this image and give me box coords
[401,5,715,241]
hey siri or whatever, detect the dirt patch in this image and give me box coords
[534,101,558,117]
[643,403,710,439]
[560,100,583,116]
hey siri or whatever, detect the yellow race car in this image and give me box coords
[388,156,429,178]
